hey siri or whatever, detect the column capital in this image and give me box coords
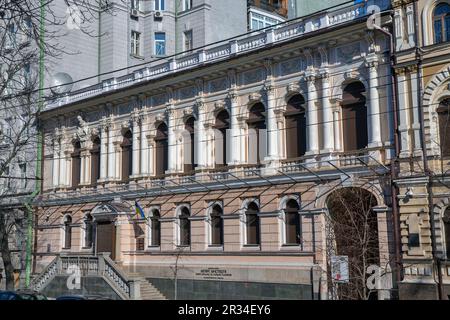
[365,54,379,69]
[305,69,317,83]
[263,81,275,95]
[319,68,330,80]
[227,90,238,104]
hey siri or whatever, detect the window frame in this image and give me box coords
[131,30,141,57]
[155,0,165,11]
[433,3,450,44]
[154,32,166,56]
[147,207,161,247]
[183,29,193,52]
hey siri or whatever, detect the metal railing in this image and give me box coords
[31,254,134,300]
[44,1,376,110]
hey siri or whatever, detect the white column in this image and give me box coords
[147,138,155,176]
[140,122,148,176]
[321,70,334,152]
[114,142,121,180]
[80,151,86,185]
[167,106,177,173]
[107,128,115,180]
[265,84,278,160]
[132,116,140,177]
[100,125,108,180]
[60,147,68,187]
[333,109,341,151]
[196,102,207,169]
[229,93,240,165]
[366,55,382,148]
[52,142,60,188]
[410,67,422,154]
[306,72,319,154]
[396,68,411,157]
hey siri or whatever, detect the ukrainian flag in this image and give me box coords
[135,201,146,220]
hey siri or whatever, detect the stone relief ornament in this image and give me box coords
[76,116,90,141]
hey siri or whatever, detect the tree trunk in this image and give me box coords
[0,213,15,290]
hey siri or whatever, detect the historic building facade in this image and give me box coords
[393,0,450,300]
[32,1,396,299]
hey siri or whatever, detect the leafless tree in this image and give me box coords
[0,0,112,290]
[325,187,380,300]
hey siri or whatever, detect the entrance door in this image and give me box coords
[96,221,116,260]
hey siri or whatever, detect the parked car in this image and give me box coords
[16,290,48,300]
[0,291,23,300]
[0,290,47,300]
[56,294,113,300]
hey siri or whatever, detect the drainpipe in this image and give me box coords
[414,0,443,298]
[25,0,45,288]
[372,17,403,297]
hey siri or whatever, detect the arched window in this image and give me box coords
[71,141,81,188]
[63,215,72,249]
[444,208,450,258]
[434,3,450,43]
[210,204,224,246]
[84,214,93,249]
[121,130,133,181]
[437,98,450,156]
[284,199,300,245]
[91,137,101,185]
[246,202,260,245]
[247,103,267,164]
[155,123,168,176]
[285,95,306,158]
[342,82,368,151]
[214,110,230,168]
[179,207,191,246]
[184,116,196,173]
[149,209,161,246]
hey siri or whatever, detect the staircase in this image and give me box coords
[31,254,167,300]
[126,272,166,300]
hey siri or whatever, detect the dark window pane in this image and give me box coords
[435,19,443,43]
[342,82,367,151]
[211,205,223,245]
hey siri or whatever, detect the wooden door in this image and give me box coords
[96,221,116,260]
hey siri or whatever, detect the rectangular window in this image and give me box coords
[250,12,279,30]
[155,32,166,56]
[131,31,141,56]
[184,30,193,51]
[183,0,192,11]
[155,0,165,11]
[131,0,140,10]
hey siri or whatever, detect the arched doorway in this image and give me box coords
[71,141,81,188]
[285,94,307,158]
[437,98,450,156]
[326,187,379,300]
[184,116,196,172]
[155,123,168,176]
[214,110,230,168]
[342,82,368,151]
[91,137,101,185]
[247,103,266,164]
[121,130,133,181]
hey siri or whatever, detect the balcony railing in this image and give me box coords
[44,1,381,110]
[39,146,391,205]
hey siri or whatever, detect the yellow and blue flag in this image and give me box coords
[135,201,146,219]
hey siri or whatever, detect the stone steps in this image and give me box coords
[124,271,167,300]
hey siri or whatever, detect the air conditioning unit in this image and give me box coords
[154,11,163,19]
[130,8,139,17]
